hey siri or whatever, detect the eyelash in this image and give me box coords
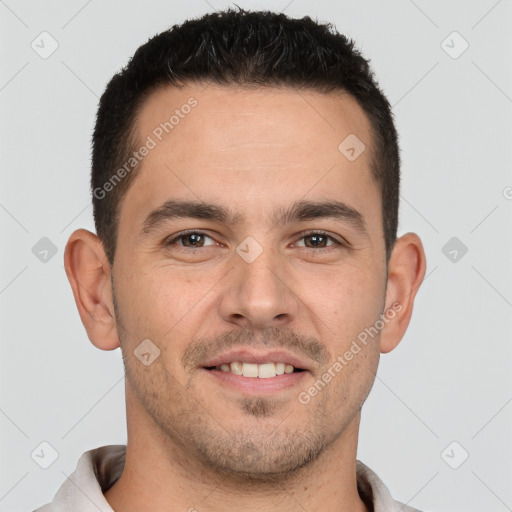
[165,229,345,251]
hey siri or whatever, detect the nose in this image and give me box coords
[217,240,299,331]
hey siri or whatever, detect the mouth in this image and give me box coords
[200,349,311,394]
[201,366,308,394]
[203,361,306,378]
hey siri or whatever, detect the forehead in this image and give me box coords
[119,83,380,232]
[137,83,373,157]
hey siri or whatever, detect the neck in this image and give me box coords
[104,387,368,512]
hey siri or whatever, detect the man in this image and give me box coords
[35,7,426,512]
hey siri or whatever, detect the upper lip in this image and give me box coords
[201,348,312,372]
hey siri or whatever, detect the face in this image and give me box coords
[111,84,387,479]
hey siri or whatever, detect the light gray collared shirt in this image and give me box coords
[34,445,421,512]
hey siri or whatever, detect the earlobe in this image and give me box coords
[380,232,427,354]
[63,229,120,351]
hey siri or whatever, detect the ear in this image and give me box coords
[380,232,426,354]
[63,229,120,351]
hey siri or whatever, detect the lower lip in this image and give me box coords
[201,368,309,394]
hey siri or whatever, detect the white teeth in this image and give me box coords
[242,363,259,377]
[258,363,276,378]
[215,361,298,378]
[229,362,243,375]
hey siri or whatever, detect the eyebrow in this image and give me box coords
[139,199,368,238]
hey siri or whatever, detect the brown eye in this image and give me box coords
[303,234,330,248]
[295,232,340,249]
[167,231,216,248]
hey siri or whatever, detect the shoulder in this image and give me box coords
[32,504,53,512]
[356,460,425,512]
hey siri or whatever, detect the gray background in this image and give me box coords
[1,0,511,511]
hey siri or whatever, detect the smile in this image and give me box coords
[205,361,305,378]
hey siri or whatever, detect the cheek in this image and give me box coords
[120,268,223,373]
[121,269,199,333]
[335,344,380,412]
[302,263,384,344]
[305,336,379,430]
